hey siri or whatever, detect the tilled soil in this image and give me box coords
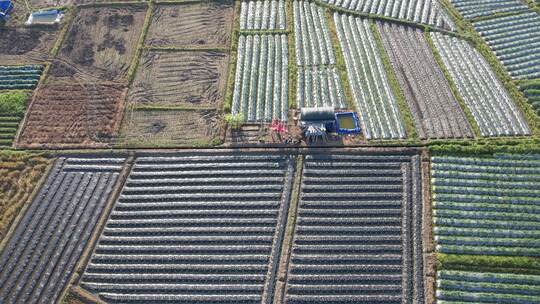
[377,21,474,139]
[51,5,146,83]
[0,27,59,65]
[146,0,234,47]
[119,109,220,147]
[18,83,126,148]
[128,50,229,107]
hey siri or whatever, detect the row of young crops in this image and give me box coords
[80,152,294,303]
[430,32,530,137]
[519,81,540,116]
[0,65,43,91]
[450,0,529,19]
[473,11,540,80]
[284,152,424,303]
[334,13,406,139]
[240,0,287,30]
[0,157,125,304]
[232,34,289,122]
[320,0,455,30]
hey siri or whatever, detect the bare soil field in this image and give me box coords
[128,50,229,107]
[119,109,220,147]
[146,0,234,48]
[18,83,126,148]
[50,5,146,83]
[377,22,473,139]
[0,26,59,65]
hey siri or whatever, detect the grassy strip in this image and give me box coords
[286,0,297,109]
[144,46,229,52]
[222,0,242,113]
[154,0,206,4]
[126,1,154,86]
[429,137,540,155]
[524,0,540,15]
[369,20,418,141]
[438,253,540,275]
[424,28,482,138]
[132,104,216,111]
[49,6,76,58]
[439,0,540,137]
[77,1,147,9]
[325,8,355,111]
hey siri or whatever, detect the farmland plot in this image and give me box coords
[128,50,229,107]
[437,270,540,303]
[119,109,220,147]
[52,5,146,82]
[146,1,234,47]
[431,154,540,257]
[473,12,540,80]
[0,65,43,90]
[450,0,529,19]
[0,27,58,65]
[321,0,455,30]
[232,34,289,122]
[377,22,473,139]
[519,82,540,116]
[240,0,286,30]
[18,83,126,148]
[297,66,346,109]
[284,152,424,303]
[0,156,126,304]
[430,32,530,137]
[80,152,294,303]
[334,13,406,139]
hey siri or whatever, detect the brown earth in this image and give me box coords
[128,50,229,107]
[119,109,221,147]
[0,26,59,64]
[18,83,126,148]
[50,5,146,83]
[146,0,234,48]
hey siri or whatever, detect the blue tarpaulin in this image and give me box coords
[0,0,13,21]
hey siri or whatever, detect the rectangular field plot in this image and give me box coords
[18,83,125,148]
[0,65,43,90]
[232,34,288,122]
[437,270,540,303]
[321,0,455,30]
[450,0,528,19]
[430,32,530,137]
[297,66,346,109]
[51,5,146,82]
[283,152,424,303]
[431,154,540,257]
[0,27,58,65]
[79,152,294,303]
[377,22,473,139]
[128,50,229,107]
[334,13,406,139]
[119,109,220,147]
[241,0,286,30]
[473,12,540,80]
[0,156,126,304]
[146,1,234,48]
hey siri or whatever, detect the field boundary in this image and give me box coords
[127,1,154,86]
[222,0,242,113]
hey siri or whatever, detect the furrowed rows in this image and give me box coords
[232,34,289,122]
[431,154,540,257]
[430,32,530,137]
[450,0,529,19]
[474,12,540,80]
[0,157,125,304]
[240,0,286,30]
[437,270,540,303]
[80,153,294,303]
[320,0,455,30]
[377,22,473,139]
[334,13,406,139]
[519,82,540,116]
[0,65,43,90]
[294,1,346,109]
[284,152,424,303]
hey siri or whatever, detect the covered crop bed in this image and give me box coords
[0,65,43,90]
[377,22,473,139]
[473,12,540,80]
[431,154,540,257]
[334,13,406,140]
[519,81,540,116]
[283,151,424,303]
[80,152,295,303]
[430,32,530,137]
[240,0,286,30]
[450,0,529,19]
[0,156,126,303]
[146,0,234,48]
